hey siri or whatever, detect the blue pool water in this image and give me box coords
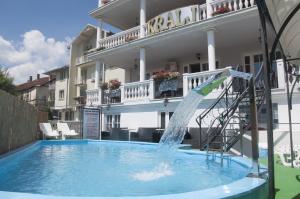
[0,141,263,198]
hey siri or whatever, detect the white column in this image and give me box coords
[140,48,146,82]
[98,0,102,7]
[95,61,102,89]
[276,59,285,89]
[206,0,213,19]
[77,67,81,97]
[207,29,216,71]
[140,0,146,38]
[102,63,106,83]
[96,19,103,48]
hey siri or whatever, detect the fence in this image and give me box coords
[0,90,38,155]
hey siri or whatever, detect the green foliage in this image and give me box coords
[0,67,16,95]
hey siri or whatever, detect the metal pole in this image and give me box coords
[283,61,295,167]
[249,77,259,174]
[255,1,275,198]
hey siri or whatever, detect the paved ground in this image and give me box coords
[260,156,300,199]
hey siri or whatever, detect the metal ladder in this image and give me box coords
[196,65,266,165]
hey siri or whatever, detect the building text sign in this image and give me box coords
[83,108,101,139]
[147,5,200,35]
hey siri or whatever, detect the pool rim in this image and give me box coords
[0,140,268,199]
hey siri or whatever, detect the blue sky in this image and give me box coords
[0,0,100,41]
[0,0,118,83]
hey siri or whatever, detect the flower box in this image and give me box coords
[125,35,138,42]
[212,7,231,16]
[152,71,180,82]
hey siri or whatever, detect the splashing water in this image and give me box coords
[159,68,252,149]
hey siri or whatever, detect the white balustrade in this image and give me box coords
[75,55,90,65]
[121,80,154,103]
[183,68,231,96]
[210,0,255,14]
[86,89,102,106]
[199,4,208,20]
[98,26,140,50]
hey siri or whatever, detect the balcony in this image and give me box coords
[98,26,140,50]
[89,0,256,53]
[86,68,229,106]
[75,55,91,66]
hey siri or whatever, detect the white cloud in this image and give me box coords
[0,30,71,84]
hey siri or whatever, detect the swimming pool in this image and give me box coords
[0,140,267,198]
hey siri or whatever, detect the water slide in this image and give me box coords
[159,68,253,148]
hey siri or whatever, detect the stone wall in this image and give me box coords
[0,90,38,155]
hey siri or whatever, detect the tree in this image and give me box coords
[0,67,16,95]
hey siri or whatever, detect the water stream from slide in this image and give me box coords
[159,68,252,149]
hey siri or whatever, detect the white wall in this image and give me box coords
[55,78,68,109]
[105,68,126,83]
[120,112,159,129]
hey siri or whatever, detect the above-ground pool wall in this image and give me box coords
[0,90,38,155]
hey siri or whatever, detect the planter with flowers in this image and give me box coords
[152,71,180,97]
[212,7,231,16]
[125,35,139,42]
[102,80,121,103]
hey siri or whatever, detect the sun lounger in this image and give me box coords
[57,123,79,138]
[39,123,60,139]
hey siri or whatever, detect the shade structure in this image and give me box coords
[265,0,300,62]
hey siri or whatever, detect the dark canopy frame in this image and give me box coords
[255,1,300,198]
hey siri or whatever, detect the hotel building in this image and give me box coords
[67,0,300,148]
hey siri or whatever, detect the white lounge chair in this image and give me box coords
[39,123,60,139]
[57,123,79,138]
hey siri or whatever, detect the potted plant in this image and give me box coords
[152,71,181,97]
[125,35,138,42]
[152,71,180,82]
[100,82,108,90]
[108,79,121,90]
[212,7,231,16]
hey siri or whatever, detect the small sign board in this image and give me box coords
[82,108,101,139]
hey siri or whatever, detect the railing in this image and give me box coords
[121,80,154,103]
[92,0,256,52]
[86,89,102,106]
[210,0,255,14]
[199,4,208,20]
[98,26,140,50]
[183,68,230,96]
[75,55,90,65]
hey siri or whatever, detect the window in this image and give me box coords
[273,104,279,129]
[106,115,113,131]
[60,71,66,80]
[81,69,87,84]
[253,54,263,75]
[244,56,251,73]
[190,63,201,73]
[183,66,189,73]
[59,90,65,100]
[24,93,30,102]
[202,63,209,71]
[160,112,166,129]
[169,112,174,120]
[114,115,121,128]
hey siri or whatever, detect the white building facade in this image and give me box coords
[67,0,300,148]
